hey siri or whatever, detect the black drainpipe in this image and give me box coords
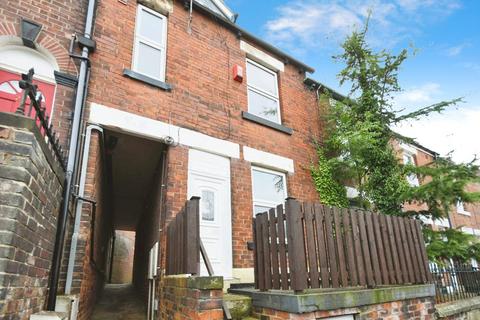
[47,0,97,310]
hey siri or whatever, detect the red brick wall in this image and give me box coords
[160,275,223,320]
[450,183,480,231]
[76,131,113,320]
[0,123,64,320]
[89,0,323,269]
[394,141,480,232]
[253,297,435,320]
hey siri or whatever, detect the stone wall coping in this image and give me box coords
[436,296,480,317]
[29,311,68,320]
[164,275,224,290]
[251,284,435,314]
[0,112,65,182]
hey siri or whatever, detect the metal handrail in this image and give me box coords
[15,68,66,170]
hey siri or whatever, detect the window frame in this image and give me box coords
[132,4,168,82]
[456,200,471,216]
[246,59,281,124]
[251,166,288,216]
[403,151,420,187]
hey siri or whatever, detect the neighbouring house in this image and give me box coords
[395,140,480,235]
[1,1,479,320]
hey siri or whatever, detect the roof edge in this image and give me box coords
[302,78,441,157]
[304,77,347,101]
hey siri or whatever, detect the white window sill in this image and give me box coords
[457,210,471,216]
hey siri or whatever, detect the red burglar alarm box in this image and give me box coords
[233,65,243,82]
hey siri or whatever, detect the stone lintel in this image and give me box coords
[137,0,173,15]
[252,284,435,314]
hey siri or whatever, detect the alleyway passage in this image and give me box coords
[91,284,146,320]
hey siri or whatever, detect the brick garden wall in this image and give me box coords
[160,275,224,320]
[253,297,436,320]
[0,118,64,320]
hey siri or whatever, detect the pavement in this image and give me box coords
[91,284,147,320]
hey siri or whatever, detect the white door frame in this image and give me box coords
[188,149,233,279]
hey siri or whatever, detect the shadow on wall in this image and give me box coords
[111,230,136,284]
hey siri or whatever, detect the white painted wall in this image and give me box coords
[89,103,240,159]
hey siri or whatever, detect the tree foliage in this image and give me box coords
[424,228,480,264]
[311,21,480,262]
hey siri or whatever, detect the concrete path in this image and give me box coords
[91,284,147,320]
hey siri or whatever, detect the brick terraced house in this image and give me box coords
[1,0,478,320]
[1,0,329,318]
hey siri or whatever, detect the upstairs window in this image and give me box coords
[457,200,470,215]
[246,59,281,124]
[132,5,168,81]
[403,152,419,187]
[251,167,287,216]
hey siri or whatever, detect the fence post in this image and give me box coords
[285,198,307,292]
[185,196,200,275]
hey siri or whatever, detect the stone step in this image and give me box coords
[55,294,79,318]
[30,311,68,320]
[224,293,252,320]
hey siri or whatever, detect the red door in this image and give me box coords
[0,69,56,118]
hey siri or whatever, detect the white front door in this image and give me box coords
[188,149,232,279]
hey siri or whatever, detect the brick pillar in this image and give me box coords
[161,275,224,320]
[0,121,64,319]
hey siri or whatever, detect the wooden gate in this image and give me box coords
[165,197,200,275]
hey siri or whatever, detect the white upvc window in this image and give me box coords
[457,200,471,216]
[251,166,287,216]
[403,152,420,187]
[132,5,168,81]
[246,59,281,124]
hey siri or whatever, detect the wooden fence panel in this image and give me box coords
[260,212,272,289]
[410,219,426,283]
[324,206,339,287]
[285,199,308,291]
[365,211,382,285]
[253,201,432,291]
[255,213,266,291]
[392,216,408,283]
[379,214,396,284]
[351,211,366,286]
[268,208,281,289]
[333,208,348,287]
[372,213,389,285]
[314,204,330,288]
[166,197,200,276]
[276,204,289,290]
[304,203,320,288]
[358,210,375,287]
[343,208,358,286]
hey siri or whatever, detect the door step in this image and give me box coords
[224,293,253,320]
[30,311,68,320]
